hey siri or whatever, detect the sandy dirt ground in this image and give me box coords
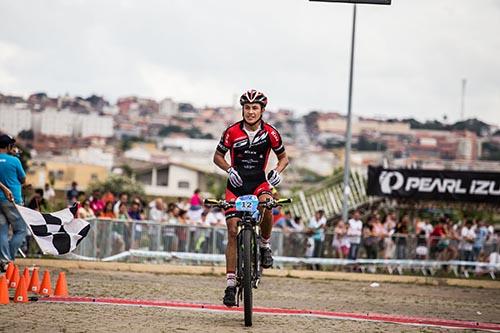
[1,269,499,332]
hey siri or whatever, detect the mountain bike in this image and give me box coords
[204,195,292,327]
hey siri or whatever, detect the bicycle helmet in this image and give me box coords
[239,89,268,108]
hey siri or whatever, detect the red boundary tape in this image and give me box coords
[39,296,500,331]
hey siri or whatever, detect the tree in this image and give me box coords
[205,174,226,199]
[87,174,145,197]
[18,129,34,141]
[451,118,490,136]
[356,136,386,151]
[158,125,183,137]
[120,136,143,152]
[158,125,213,139]
[481,142,500,161]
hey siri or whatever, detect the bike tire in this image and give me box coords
[242,228,253,327]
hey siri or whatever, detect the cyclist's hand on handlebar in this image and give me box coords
[227,167,243,187]
[260,198,291,209]
[204,198,219,206]
[266,169,281,187]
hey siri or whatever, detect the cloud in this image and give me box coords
[0,41,39,93]
[0,0,499,125]
[0,41,20,88]
[137,62,233,105]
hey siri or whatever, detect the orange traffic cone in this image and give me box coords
[39,270,52,296]
[28,268,40,293]
[54,272,69,297]
[0,276,9,304]
[22,268,30,289]
[9,266,19,289]
[5,262,14,283]
[14,276,28,303]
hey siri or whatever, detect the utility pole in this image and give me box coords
[309,0,391,222]
[342,4,357,222]
[460,78,467,120]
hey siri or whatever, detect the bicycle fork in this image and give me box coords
[236,226,262,306]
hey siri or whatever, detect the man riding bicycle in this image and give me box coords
[213,89,289,307]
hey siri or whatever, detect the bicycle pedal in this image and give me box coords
[253,279,260,289]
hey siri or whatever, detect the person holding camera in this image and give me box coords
[0,134,27,272]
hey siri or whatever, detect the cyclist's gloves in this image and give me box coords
[267,169,282,187]
[227,167,243,187]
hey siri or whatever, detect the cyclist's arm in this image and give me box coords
[213,151,231,173]
[274,152,289,174]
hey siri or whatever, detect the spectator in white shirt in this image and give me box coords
[308,210,326,258]
[460,220,476,262]
[147,198,165,251]
[43,183,55,201]
[347,210,363,260]
[113,192,129,216]
[149,198,166,223]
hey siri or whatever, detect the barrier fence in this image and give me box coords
[288,170,369,222]
[67,218,500,279]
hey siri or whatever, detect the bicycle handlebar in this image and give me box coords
[204,198,292,210]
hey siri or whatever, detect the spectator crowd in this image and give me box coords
[27,177,500,269]
[272,208,499,269]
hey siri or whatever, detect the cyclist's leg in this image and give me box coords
[225,216,239,278]
[255,183,274,268]
[255,182,273,240]
[223,188,239,306]
[257,193,273,240]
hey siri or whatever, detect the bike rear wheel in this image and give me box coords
[242,228,253,327]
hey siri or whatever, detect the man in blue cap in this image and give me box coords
[0,134,27,272]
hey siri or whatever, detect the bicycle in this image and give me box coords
[204,195,292,327]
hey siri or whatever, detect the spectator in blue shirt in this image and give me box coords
[275,210,293,230]
[473,220,489,261]
[66,181,79,206]
[0,134,27,271]
[128,200,143,248]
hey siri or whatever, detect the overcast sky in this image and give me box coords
[0,0,499,125]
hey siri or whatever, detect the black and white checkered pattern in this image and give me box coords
[16,204,90,255]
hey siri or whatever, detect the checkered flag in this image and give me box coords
[16,204,90,255]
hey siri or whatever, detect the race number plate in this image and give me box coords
[235,195,259,212]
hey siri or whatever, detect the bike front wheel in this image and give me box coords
[242,228,253,327]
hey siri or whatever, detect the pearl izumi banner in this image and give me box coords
[367,166,500,203]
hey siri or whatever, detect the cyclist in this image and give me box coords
[213,89,289,306]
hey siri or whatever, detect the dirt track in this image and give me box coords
[1,268,500,332]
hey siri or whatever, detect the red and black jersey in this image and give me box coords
[217,120,285,179]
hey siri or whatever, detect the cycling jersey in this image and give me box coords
[217,120,286,218]
[217,120,285,179]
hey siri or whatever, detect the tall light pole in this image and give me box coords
[460,78,467,120]
[309,0,391,222]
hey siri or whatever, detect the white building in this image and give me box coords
[32,109,114,138]
[0,104,31,135]
[72,147,114,169]
[318,116,410,136]
[102,105,119,115]
[135,163,201,197]
[160,137,218,153]
[159,98,179,116]
[38,109,77,136]
[78,114,114,138]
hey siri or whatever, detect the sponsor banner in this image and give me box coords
[367,166,500,203]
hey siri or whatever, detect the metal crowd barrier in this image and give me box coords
[71,218,500,279]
